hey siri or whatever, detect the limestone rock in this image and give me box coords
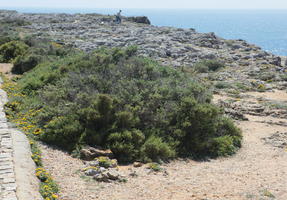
[93,174,109,182]
[107,169,120,180]
[133,162,143,168]
[126,16,151,25]
[80,147,113,161]
[85,169,100,176]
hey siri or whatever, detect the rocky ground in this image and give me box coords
[1,10,287,200]
[0,10,285,69]
[1,10,286,92]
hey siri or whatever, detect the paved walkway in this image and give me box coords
[0,76,42,200]
[0,79,17,200]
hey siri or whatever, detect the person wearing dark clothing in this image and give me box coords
[115,10,122,24]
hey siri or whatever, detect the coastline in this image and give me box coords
[2,8,287,56]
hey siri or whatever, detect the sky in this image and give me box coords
[1,0,287,9]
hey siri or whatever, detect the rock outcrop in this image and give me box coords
[0,10,284,71]
[126,16,151,24]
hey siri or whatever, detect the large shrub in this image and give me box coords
[10,47,241,163]
[0,41,28,62]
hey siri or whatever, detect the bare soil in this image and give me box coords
[40,90,287,200]
[0,63,14,79]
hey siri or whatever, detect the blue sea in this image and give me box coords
[3,8,287,56]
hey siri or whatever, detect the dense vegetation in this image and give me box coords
[1,22,241,163]
[0,19,74,73]
[3,46,241,163]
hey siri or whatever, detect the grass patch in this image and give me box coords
[262,189,275,198]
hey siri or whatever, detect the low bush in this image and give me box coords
[40,115,84,152]
[280,74,287,81]
[0,21,20,46]
[0,41,28,62]
[194,59,225,73]
[0,17,30,26]
[147,163,163,172]
[214,81,232,89]
[259,73,276,81]
[108,129,145,163]
[12,53,43,74]
[209,135,238,157]
[141,135,176,162]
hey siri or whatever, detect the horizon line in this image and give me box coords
[3,7,287,10]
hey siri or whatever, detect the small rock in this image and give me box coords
[126,16,151,25]
[133,162,143,168]
[107,169,120,180]
[80,149,94,161]
[88,147,114,158]
[129,170,138,177]
[80,147,114,161]
[85,169,100,176]
[89,160,99,167]
[99,167,107,173]
[94,174,109,182]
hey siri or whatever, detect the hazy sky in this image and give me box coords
[2,0,287,9]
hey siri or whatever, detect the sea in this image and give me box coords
[3,8,287,56]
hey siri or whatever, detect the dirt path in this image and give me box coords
[40,89,287,200]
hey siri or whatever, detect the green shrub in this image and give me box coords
[108,129,145,163]
[96,156,116,168]
[141,135,176,162]
[171,98,241,157]
[209,135,238,157]
[235,82,250,91]
[1,18,30,26]
[7,47,241,163]
[280,74,287,81]
[12,53,43,74]
[259,73,276,81]
[194,60,225,73]
[125,45,138,57]
[40,115,84,151]
[147,163,162,172]
[0,22,20,46]
[39,179,59,200]
[0,41,28,62]
[193,62,209,73]
[0,54,4,63]
[214,81,232,89]
[0,36,17,46]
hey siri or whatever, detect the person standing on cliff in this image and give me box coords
[115,10,122,24]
